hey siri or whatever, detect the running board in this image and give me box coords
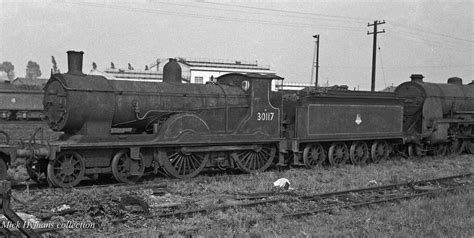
[181,145,260,153]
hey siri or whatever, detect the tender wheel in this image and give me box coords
[349,141,369,165]
[303,143,327,168]
[232,145,276,173]
[47,151,85,188]
[159,149,209,179]
[0,159,7,180]
[408,143,426,158]
[328,142,349,166]
[112,150,145,183]
[371,141,390,163]
[0,130,9,145]
[465,140,474,154]
[447,139,464,155]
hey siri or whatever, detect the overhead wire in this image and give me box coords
[199,1,473,47]
[150,0,365,25]
[200,1,370,22]
[63,1,361,32]
[320,64,473,69]
[58,1,472,78]
[388,29,473,54]
[391,28,472,50]
[63,2,472,48]
[377,37,387,88]
[391,22,474,43]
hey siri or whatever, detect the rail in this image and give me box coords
[111,172,472,223]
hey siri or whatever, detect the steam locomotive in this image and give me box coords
[4,51,473,187]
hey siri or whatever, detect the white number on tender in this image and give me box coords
[257,112,274,121]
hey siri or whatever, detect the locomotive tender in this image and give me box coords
[275,88,405,167]
[0,81,44,121]
[5,50,474,187]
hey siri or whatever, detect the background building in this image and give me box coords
[175,58,275,84]
[273,82,313,91]
[103,68,162,81]
[101,57,275,84]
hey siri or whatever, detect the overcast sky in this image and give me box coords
[1,0,472,90]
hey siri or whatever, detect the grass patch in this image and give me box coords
[264,189,474,237]
[170,154,473,196]
[8,154,473,236]
[148,154,473,236]
[147,188,473,237]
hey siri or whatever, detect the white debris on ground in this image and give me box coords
[0,212,39,224]
[368,180,379,186]
[273,178,293,190]
[142,190,182,209]
[52,204,71,212]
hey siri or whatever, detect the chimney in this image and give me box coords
[67,51,84,76]
[447,77,463,85]
[410,74,424,83]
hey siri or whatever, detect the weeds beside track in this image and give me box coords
[112,172,472,222]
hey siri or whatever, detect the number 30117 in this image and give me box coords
[257,112,274,121]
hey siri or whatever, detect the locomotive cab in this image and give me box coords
[217,73,283,138]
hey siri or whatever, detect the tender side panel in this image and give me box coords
[0,90,44,110]
[297,103,403,140]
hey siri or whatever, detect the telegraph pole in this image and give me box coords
[310,35,320,86]
[367,20,385,91]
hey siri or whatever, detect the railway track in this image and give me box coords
[11,179,169,195]
[281,173,472,218]
[111,172,472,222]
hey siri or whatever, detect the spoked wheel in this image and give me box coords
[447,139,464,155]
[112,150,146,183]
[159,149,209,179]
[231,145,276,173]
[328,142,349,166]
[371,141,390,163]
[0,159,7,180]
[303,143,327,168]
[408,143,426,158]
[0,130,9,145]
[465,140,474,154]
[349,141,369,165]
[47,151,85,188]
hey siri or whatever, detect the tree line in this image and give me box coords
[0,61,42,80]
